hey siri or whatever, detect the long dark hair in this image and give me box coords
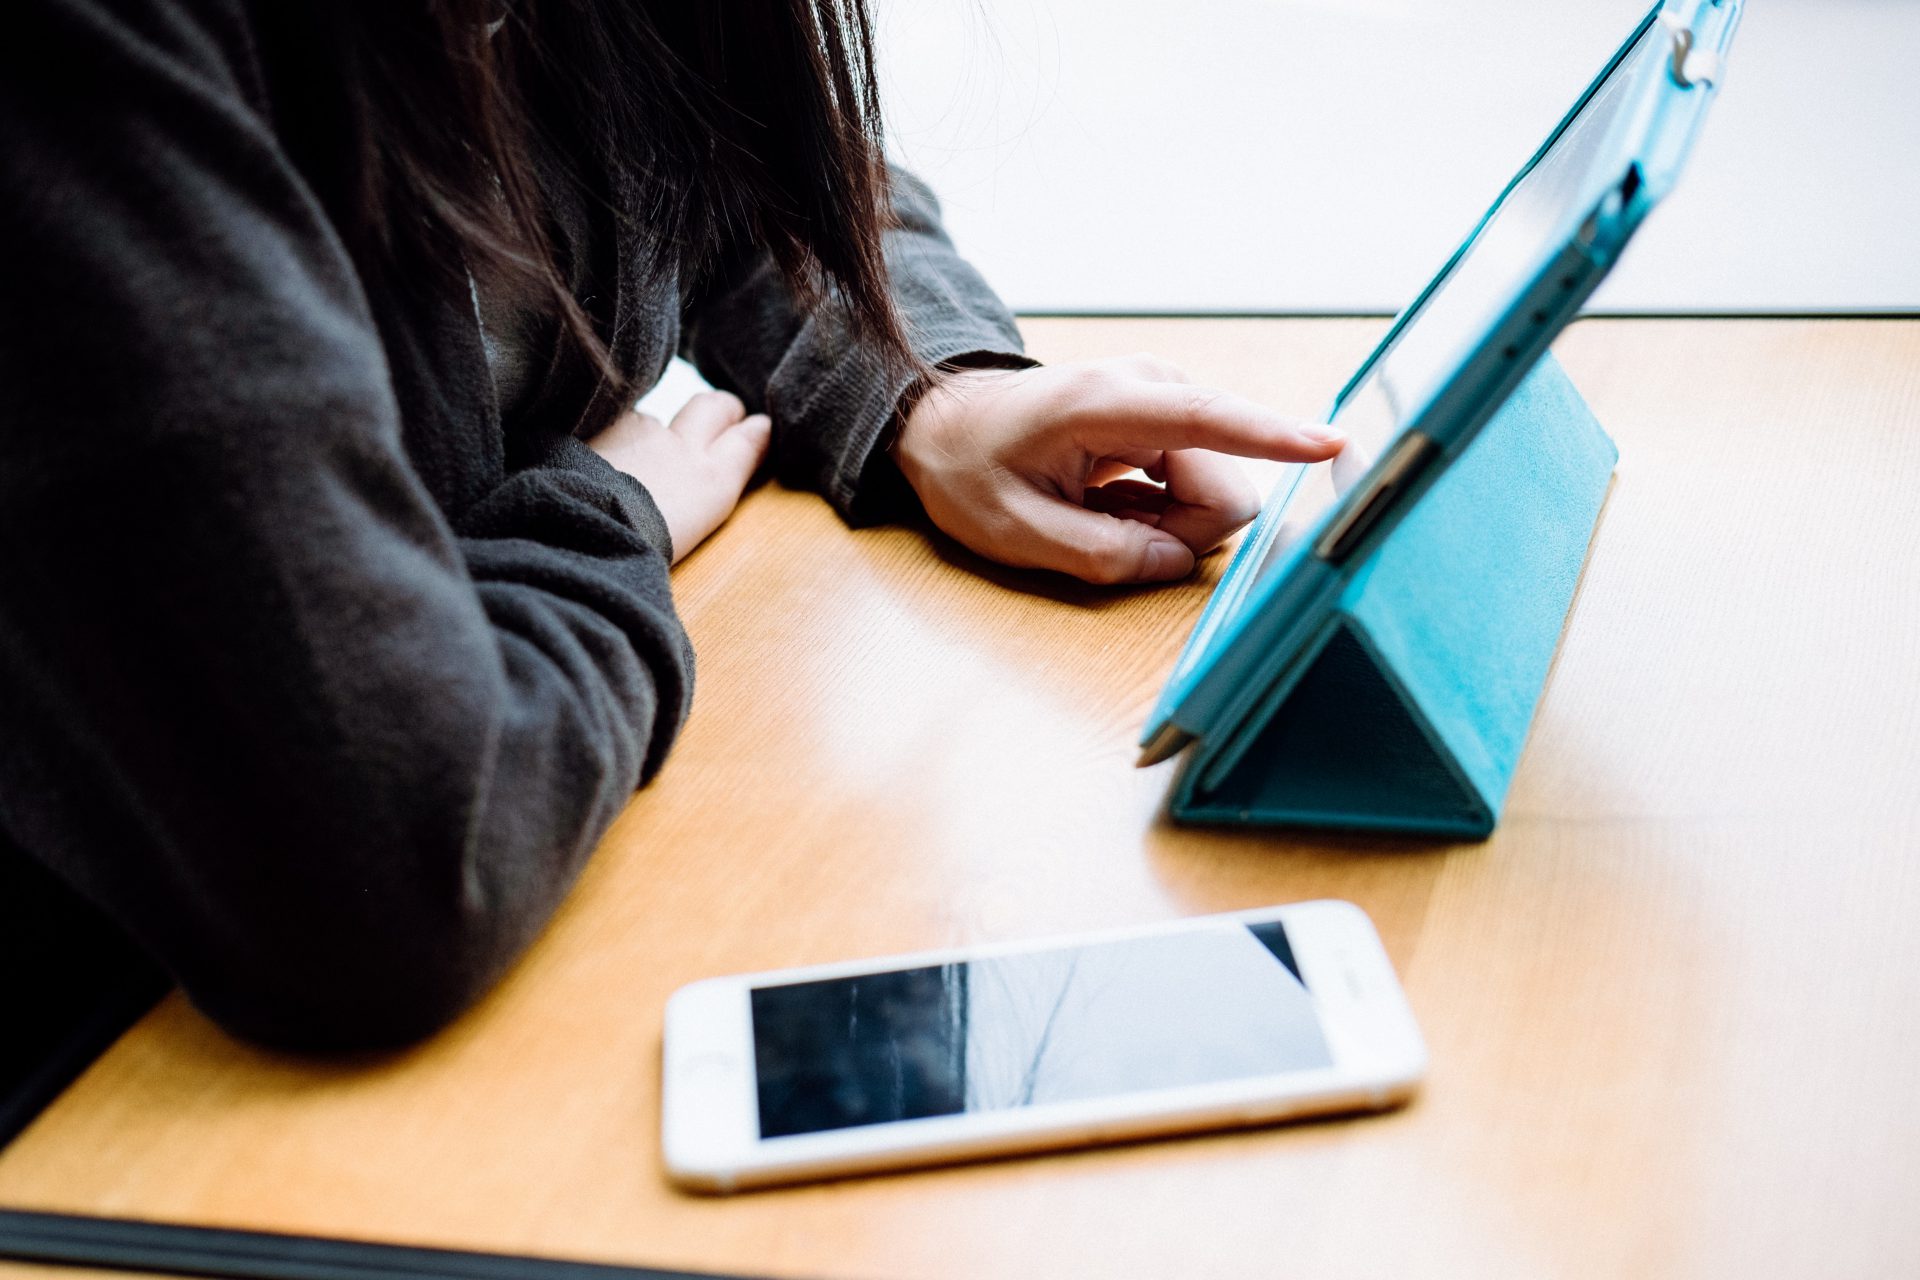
[335,0,909,396]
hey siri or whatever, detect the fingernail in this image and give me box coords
[1301,422,1345,444]
[1144,539,1193,580]
[1113,508,1163,527]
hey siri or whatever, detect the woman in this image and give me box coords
[0,0,1342,1051]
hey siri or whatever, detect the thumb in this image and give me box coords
[1006,488,1196,585]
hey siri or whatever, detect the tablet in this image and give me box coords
[1140,0,1741,765]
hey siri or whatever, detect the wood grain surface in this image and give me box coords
[2,319,1917,1280]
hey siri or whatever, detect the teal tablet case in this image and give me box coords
[1167,352,1616,838]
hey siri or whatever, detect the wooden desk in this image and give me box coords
[3,318,1917,1280]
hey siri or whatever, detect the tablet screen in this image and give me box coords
[1167,17,1663,691]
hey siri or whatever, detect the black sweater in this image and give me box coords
[0,0,1027,1049]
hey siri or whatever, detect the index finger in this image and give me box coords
[1065,377,1345,462]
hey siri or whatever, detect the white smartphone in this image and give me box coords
[660,900,1426,1192]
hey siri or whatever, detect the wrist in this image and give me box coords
[893,364,1021,492]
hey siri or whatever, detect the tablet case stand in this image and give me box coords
[1168,352,1617,838]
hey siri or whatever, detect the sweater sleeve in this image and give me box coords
[0,0,691,1049]
[679,167,1036,525]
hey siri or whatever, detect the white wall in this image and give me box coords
[873,0,1920,314]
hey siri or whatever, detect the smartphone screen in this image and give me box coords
[748,920,1330,1139]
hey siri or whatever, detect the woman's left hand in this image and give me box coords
[891,355,1345,585]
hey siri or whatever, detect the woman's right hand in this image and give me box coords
[585,391,772,564]
[892,357,1343,585]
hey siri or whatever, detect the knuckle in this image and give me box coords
[1067,363,1124,398]
[1073,524,1140,585]
[1126,351,1184,381]
[1177,388,1244,441]
[1181,387,1228,421]
[698,390,747,417]
[1050,366,1124,427]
